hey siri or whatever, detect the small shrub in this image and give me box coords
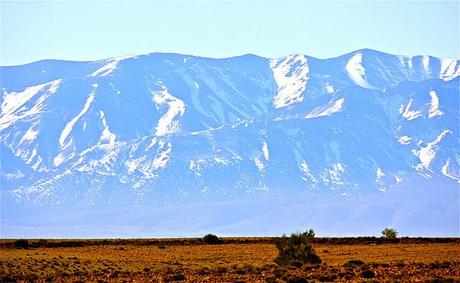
[344,259,365,268]
[272,266,286,277]
[274,232,321,266]
[234,264,253,274]
[203,234,221,244]
[285,276,308,283]
[303,264,320,271]
[197,267,210,275]
[361,269,375,278]
[265,276,278,283]
[381,228,398,239]
[36,239,49,248]
[164,273,185,281]
[425,277,456,283]
[429,261,451,269]
[290,260,303,268]
[318,274,337,282]
[214,266,228,274]
[14,239,29,249]
[303,229,315,239]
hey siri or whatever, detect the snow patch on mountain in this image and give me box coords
[422,56,431,74]
[126,156,146,174]
[321,163,346,188]
[270,54,309,108]
[428,90,443,118]
[398,136,412,145]
[299,161,317,184]
[399,99,421,121]
[376,167,385,179]
[20,125,40,143]
[190,125,224,136]
[441,159,460,183]
[152,87,185,136]
[152,140,172,170]
[345,53,372,88]
[440,59,459,81]
[398,55,413,70]
[189,155,234,175]
[73,145,121,176]
[189,160,200,176]
[262,142,269,161]
[53,152,68,168]
[254,157,265,172]
[325,83,335,94]
[305,98,344,119]
[48,80,62,94]
[3,170,25,180]
[59,86,97,148]
[214,157,231,166]
[412,130,451,169]
[98,111,116,147]
[89,55,134,77]
[1,84,46,119]
[0,79,61,131]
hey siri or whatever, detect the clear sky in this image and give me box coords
[1,1,459,66]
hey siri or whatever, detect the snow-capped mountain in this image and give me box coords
[1,49,459,237]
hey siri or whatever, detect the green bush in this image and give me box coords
[381,228,398,239]
[202,233,221,244]
[274,232,321,266]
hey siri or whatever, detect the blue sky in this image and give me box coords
[1,1,459,66]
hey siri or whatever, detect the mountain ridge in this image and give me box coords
[2,48,459,68]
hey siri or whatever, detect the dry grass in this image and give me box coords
[0,238,459,282]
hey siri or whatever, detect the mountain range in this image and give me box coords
[1,49,459,237]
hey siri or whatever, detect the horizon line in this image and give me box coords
[2,48,459,68]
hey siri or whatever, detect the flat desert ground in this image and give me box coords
[1,238,459,282]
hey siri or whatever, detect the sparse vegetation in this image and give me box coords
[203,233,221,244]
[302,229,315,239]
[344,259,365,267]
[274,232,321,266]
[0,237,458,282]
[361,268,376,278]
[382,227,398,239]
[13,239,29,249]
